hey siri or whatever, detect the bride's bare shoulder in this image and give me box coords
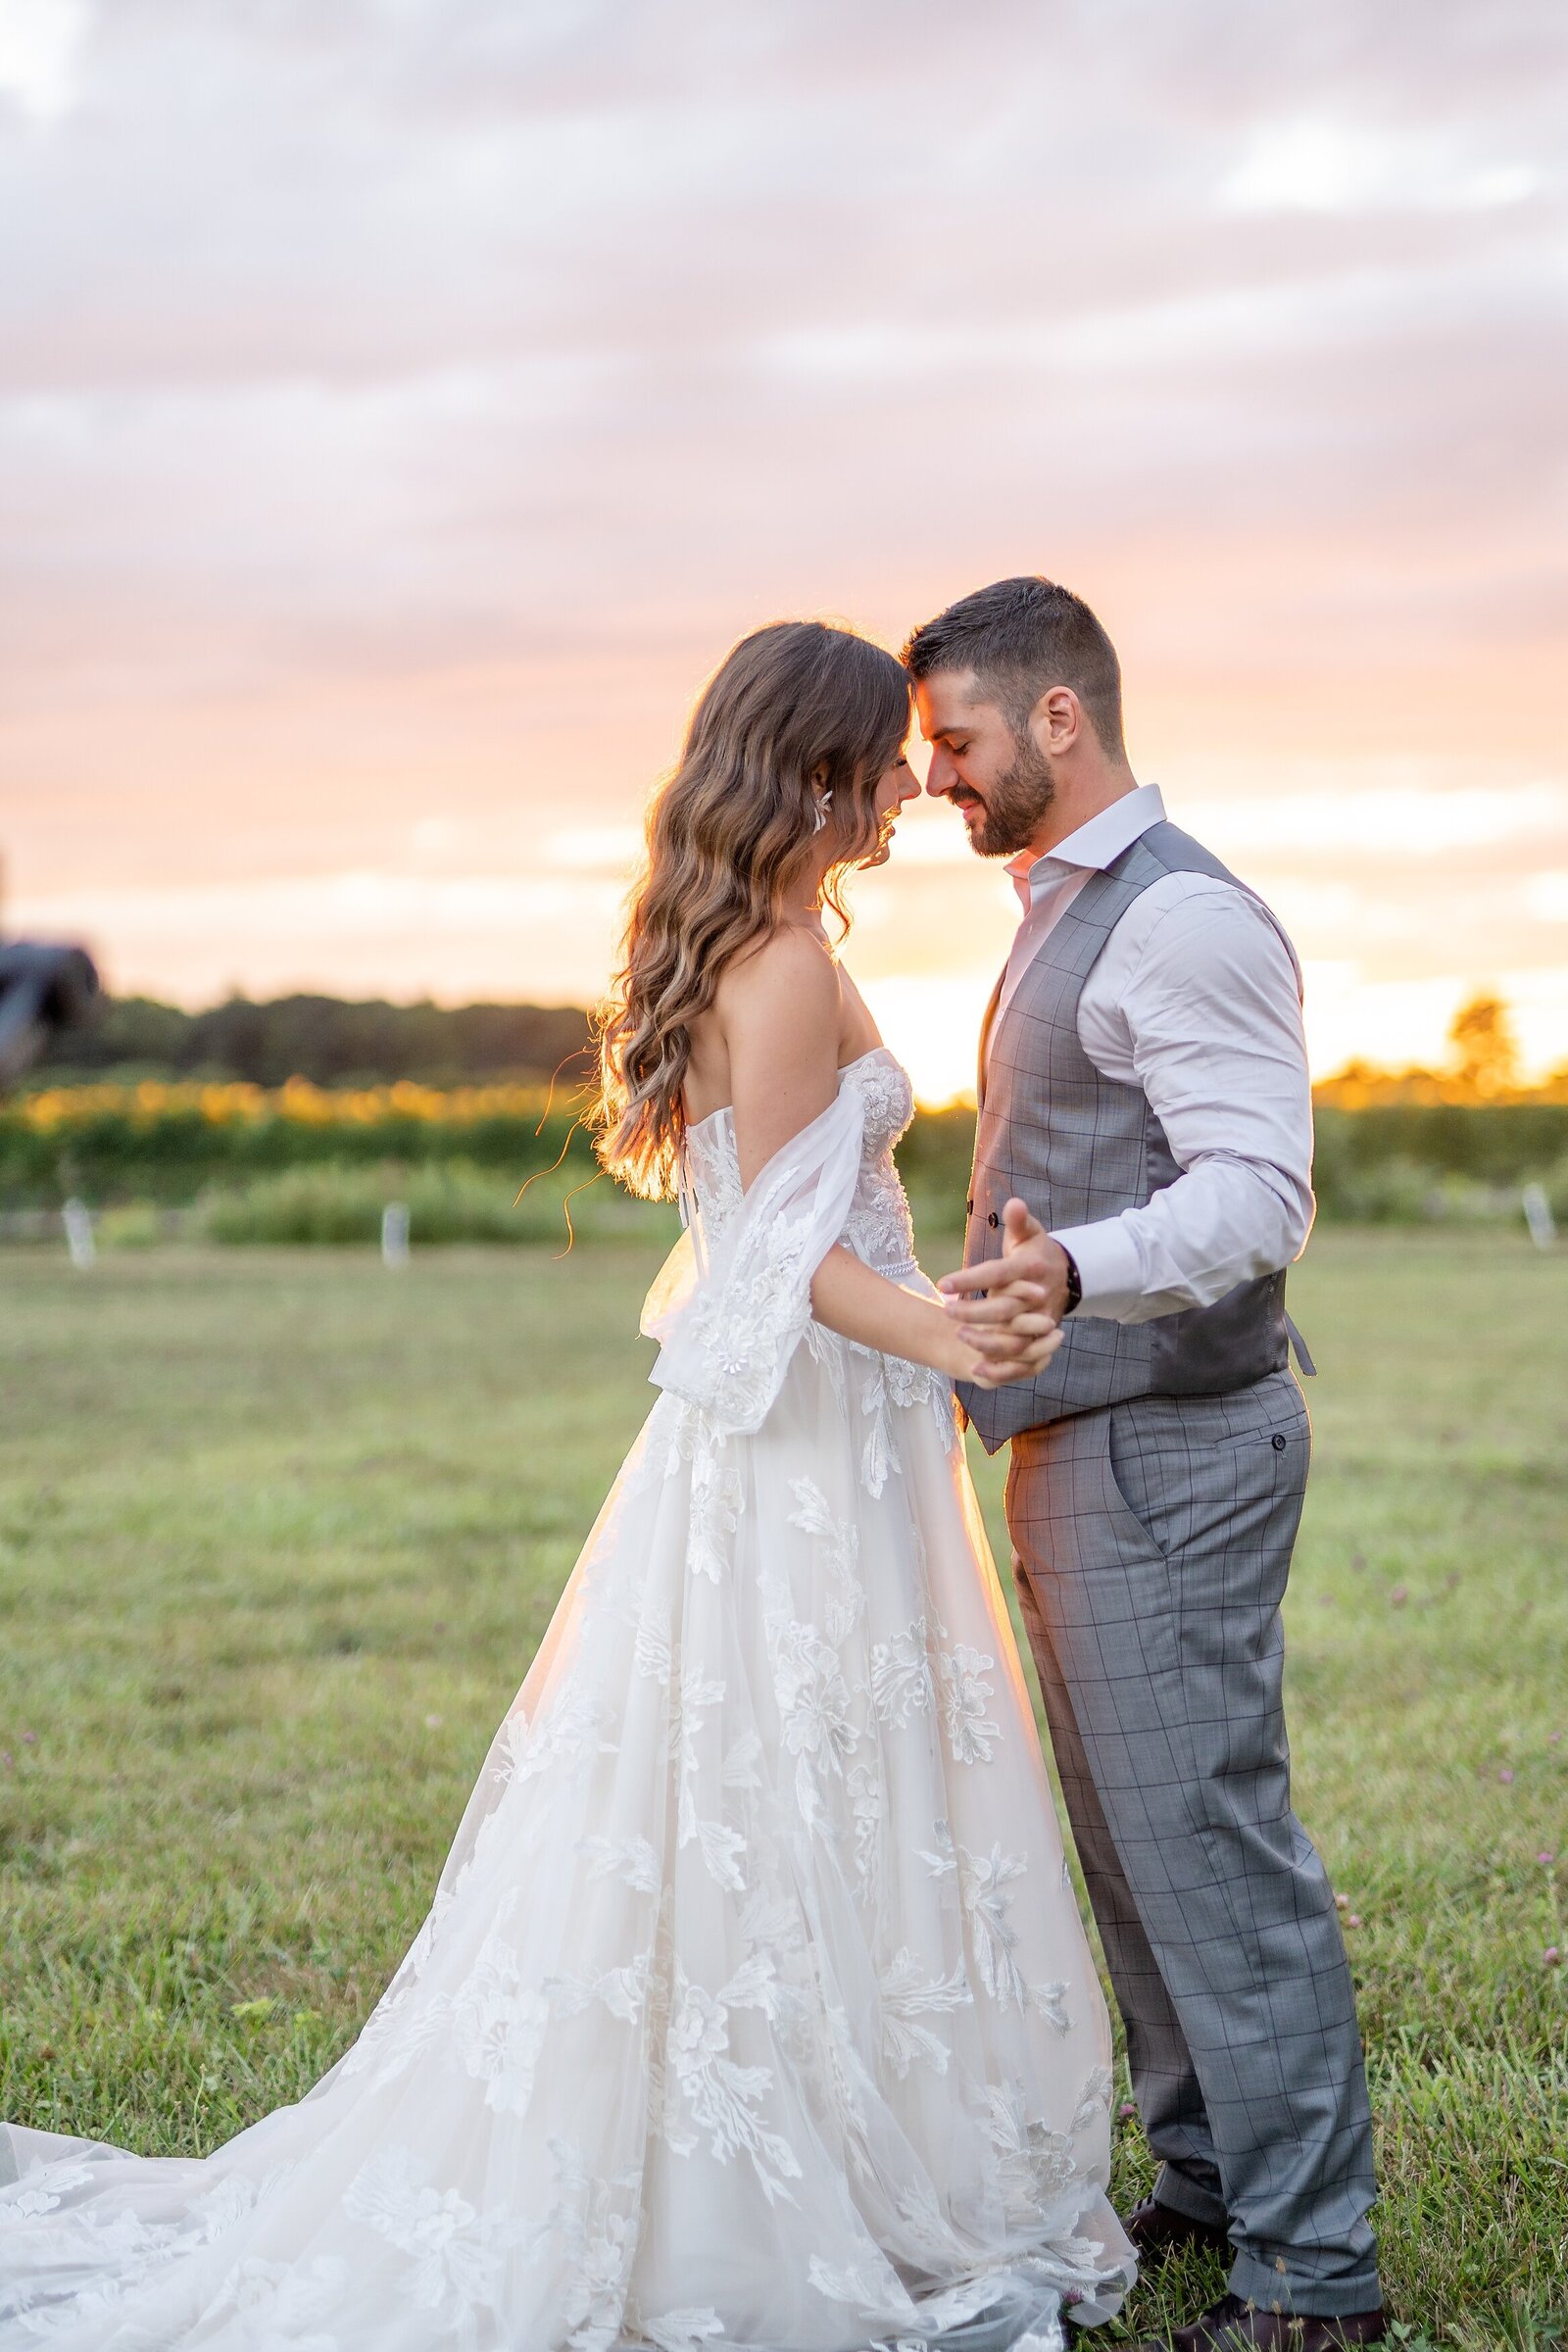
[725,921,836,990]
[716,925,842,1050]
[686,929,842,1119]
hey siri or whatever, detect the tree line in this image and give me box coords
[36,992,596,1090]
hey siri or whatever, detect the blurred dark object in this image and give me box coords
[0,941,100,1086]
[34,989,593,1089]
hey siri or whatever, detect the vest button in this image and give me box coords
[987,1210,1000,1228]
[1271,1433,1287,1451]
[966,1200,974,1217]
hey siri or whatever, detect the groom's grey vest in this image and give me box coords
[958,821,1298,1452]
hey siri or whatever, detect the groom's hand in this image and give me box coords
[935,1200,1069,1384]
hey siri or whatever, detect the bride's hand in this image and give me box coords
[944,1279,1062,1390]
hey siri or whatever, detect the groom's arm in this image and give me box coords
[1054,879,1313,1321]
[943,880,1313,1327]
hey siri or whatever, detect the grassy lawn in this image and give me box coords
[1,1230,1564,2343]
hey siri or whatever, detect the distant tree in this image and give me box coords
[1447,992,1520,1099]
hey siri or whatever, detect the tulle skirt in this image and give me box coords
[0,1318,1132,2349]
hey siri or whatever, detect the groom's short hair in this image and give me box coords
[902,577,1124,754]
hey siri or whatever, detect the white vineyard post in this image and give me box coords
[1521,1183,1556,1250]
[62,1198,96,1269]
[381,1200,412,1267]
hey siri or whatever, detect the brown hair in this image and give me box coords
[594,620,910,1200]
[903,575,1125,754]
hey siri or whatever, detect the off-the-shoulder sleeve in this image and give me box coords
[640,1084,867,1437]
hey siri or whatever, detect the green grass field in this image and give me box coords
[1,1232,1564,2344]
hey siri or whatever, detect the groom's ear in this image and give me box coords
[1028,685,1083,759]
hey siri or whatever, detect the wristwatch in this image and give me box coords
[1060,1247,1082,1318]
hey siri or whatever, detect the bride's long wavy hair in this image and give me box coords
[594,620,911,1201]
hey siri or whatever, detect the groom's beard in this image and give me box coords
[955,733,1057,858]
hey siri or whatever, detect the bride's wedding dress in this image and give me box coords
[0,1047,1133,2351]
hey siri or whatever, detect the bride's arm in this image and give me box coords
[719,932,1057,1389]
[812,1245,1004,1383]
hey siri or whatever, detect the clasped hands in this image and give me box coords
[937,1198,1073,1392]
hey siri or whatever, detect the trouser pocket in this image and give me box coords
[1106,1377,1309,1573]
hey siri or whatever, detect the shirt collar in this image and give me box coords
[1005,781,1166,912]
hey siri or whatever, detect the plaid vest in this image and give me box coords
[957,821,1299,1450]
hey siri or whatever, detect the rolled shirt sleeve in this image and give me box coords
[1050,877,1315,1324]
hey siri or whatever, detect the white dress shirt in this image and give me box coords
[989,783,1314,1323]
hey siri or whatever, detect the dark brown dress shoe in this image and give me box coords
[1132,2288,1387,2350]
[1122,2193,1232,2267]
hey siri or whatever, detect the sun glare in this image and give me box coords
[859,974,991,1108]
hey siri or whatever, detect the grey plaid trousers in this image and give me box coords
[1006,1371,1381,2317]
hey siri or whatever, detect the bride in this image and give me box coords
[0,621,1134,2350]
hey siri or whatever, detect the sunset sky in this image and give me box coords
[3,0,1564,1102]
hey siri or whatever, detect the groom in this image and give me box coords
[905,579,1383,2351]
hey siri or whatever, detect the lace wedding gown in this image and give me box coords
[0,1047,1133,2351]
